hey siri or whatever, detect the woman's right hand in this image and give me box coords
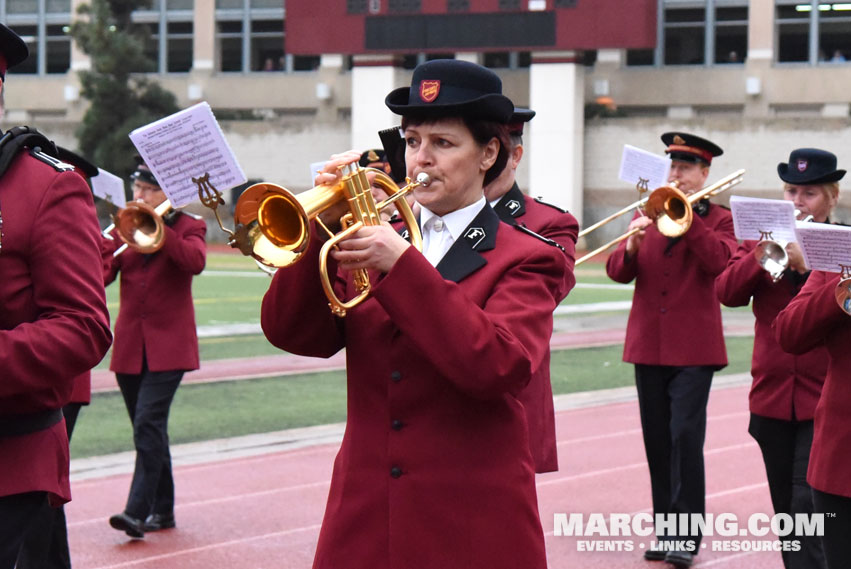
[316,150,363,233]
[785,241,809,274]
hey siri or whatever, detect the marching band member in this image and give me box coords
[16,149,106,569]
[484,106,578,473]
[261,59,565,569]
[774,269,851,569]
[605,132,737,568]
[102,160,206,538]
[0,24,112,568]
[716,147,842,569]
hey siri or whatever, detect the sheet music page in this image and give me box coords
[91,168,127,208]
[729,195,797,242]
[618,145,671,193]
[129,102,247,208]
[795,223,851,272]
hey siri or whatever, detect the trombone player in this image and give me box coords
[605,132,737,568]
[716,148,843,569]
[102,159,206,539]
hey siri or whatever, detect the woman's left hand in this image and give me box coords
[331,223,411,274]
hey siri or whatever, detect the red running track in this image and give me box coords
[67,383,785,569]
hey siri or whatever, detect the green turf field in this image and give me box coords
[74,253,755,459]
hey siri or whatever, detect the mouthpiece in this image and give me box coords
[416,172,431,187]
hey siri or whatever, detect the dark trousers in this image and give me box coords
[812,488,851,569]
[635,364,713,548]
[15,404,83,569]
[749,415,825,569]
[0,492,46,569]
[116,362,183,520]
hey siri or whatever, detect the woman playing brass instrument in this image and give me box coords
[261,59,566,569]
[716,147,843,569]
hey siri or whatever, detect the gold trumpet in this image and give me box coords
[576,169,745,265]
[225,164,426,317]
[108,199,173,257]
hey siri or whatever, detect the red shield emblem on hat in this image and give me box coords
[420,80,440,103]
[797,159,808,172]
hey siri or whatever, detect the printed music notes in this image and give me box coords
[730,196,797,243]
[794,223,851,273]
[619,145,671,194]
[129,102,247,208]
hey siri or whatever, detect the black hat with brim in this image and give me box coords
[385,59,513,123]
[0,24,29,79]
[661,131,724,165]
[778,148,846,184]
[130,156,160,187]
[508,107,535,135]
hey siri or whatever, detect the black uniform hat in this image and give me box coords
[507,107,536,136]
[359,148,393,175]
[129,156,160,187]
[777,148,846,185]
[57,147,99,180]
[0,24,29,80]
[385,59,514,123]
[661,132,724,166]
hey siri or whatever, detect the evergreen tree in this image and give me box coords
[71,0,179,181]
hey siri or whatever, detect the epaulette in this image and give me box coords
[514,223,566,252]
[533,196,567,214]
[182,211,203,221]
[0,126,70,178]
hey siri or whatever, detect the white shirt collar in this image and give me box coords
[420,197,487,242]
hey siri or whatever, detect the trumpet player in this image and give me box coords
[718,148,844,569]
[606,132,737,568]
[102,159,206,539]
[261,59,566,569]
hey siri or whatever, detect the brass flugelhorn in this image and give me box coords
[576,169,745,265]
[752,211,813,282]
[221,164,427,316]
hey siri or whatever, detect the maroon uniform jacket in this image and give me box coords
[103,212,206,373]
[606,203,737,367]
[716,241,827,420]
[0,151,112,504]
[262,206,564,569]
[773,270,851,498]
[493,183,578,472]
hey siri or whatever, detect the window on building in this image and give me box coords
[664,6,706,65]
[626,1,748,67]
[777,2,812,62]
[216,2,316,73]
[2,0,73,75]
[132,3,194,74]
[777,1,851,63]
[715,5,748,64]
[818,4,851,62]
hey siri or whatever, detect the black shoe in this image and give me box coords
[644,548,667,561]
[109,512,145,538]
[144,512,176,532]
[664,550,694,568]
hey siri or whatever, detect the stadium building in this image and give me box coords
[4,0,851,245]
